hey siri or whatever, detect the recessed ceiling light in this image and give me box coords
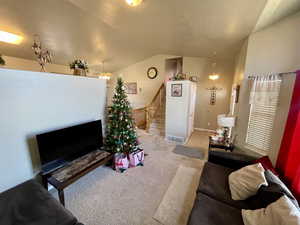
[125,0,143,7]
[0,31,23,45]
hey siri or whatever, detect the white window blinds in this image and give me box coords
[246,76,281,152]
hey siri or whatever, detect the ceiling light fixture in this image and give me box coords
[98,61,112,80]
[209,74,220,80]
[0,31,23,45]
[125,0,143,7]
[208,52,220,81]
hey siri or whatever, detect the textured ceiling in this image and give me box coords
[0,0,268,72]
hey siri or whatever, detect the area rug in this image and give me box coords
[173,145,205,159]
[153,165,202,225]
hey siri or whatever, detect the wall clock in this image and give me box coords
[147,67,158,79]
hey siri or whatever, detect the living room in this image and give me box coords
[0,0,300,225]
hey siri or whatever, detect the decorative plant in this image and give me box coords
[105,77,139,153]
[172,73,186,81]
[0,54,6,66]
[69,59,89,71]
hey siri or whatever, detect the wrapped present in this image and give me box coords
[114,153,129,173]
[129,149,144,167]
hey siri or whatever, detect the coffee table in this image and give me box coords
[41,149,113,206]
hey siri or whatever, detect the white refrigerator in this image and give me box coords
[165,80,197,143]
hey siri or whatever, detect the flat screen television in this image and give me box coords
[37,120,103,174]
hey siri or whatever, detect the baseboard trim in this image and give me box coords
[194,127,215,133]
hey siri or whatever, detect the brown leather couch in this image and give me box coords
[0,179,83,225]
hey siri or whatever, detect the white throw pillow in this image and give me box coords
[242,195,300,225]
[228,163,268,200]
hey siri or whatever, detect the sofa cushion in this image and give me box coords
[242,195,300,225]
[228,163,268,200]
[0,180,79,225]
[188,193,244,225]
[197,162,252,209]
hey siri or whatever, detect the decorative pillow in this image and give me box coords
[242,195,300,225]
[264,170,299,208]
[228,163,268,200]
[252,156,279,176]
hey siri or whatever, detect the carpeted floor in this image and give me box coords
[51,130,209,225]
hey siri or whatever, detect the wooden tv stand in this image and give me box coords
[41,149,113,206]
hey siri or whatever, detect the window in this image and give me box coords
[246,79,281,152]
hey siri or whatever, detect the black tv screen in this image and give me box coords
[37,120,103,173]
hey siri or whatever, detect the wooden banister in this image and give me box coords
[148,83,165,107]
[131,83,165,132]
[145,83,165,132]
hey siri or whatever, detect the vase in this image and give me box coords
[73,68,87,76]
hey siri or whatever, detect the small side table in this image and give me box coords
[208,136,234,152]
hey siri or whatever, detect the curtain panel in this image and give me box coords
[249,74,281,106]
[276,71,300,201]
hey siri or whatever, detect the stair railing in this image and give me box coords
[145,83,165,132]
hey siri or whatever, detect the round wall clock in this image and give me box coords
[147,67,158,79]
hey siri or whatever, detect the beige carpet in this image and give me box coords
[153,165,202,225]
[50,130,208,225]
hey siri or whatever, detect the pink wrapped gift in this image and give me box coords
[114,153,129,173]
[129,149,144,167]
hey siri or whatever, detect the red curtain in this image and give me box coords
[276,70,300,201]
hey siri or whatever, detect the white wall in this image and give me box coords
[0,69,107,192]
[233,11,300,164]
[2,55,71,74]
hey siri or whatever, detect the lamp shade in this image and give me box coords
[218,116,235,128]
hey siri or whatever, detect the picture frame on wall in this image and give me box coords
[125,82,137,94]
[171,84,182,97]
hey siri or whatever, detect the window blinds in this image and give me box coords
[246,79,281,152]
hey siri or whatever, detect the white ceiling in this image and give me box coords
[254,0,300,32]
[0,0,273,72]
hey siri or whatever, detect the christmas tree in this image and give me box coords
[106,77,139,153]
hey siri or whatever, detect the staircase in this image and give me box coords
[146,83,166,137]
[148,97,166,137]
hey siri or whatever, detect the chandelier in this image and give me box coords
[98,61,112,80]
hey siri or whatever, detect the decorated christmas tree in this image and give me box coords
[106,77,139,153]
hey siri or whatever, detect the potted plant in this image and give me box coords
[69,59,88,76]
[0,54,6,66]
[106,78,143,172]
[172,73,186,81]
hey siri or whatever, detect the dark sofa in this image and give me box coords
[188,151,264,225]
[0,179,83,225]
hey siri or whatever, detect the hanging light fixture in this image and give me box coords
[125,0,143,7]
[98,61,112,80]
[208,53,220,81]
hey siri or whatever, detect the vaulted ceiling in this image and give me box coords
[0,0,297,72]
